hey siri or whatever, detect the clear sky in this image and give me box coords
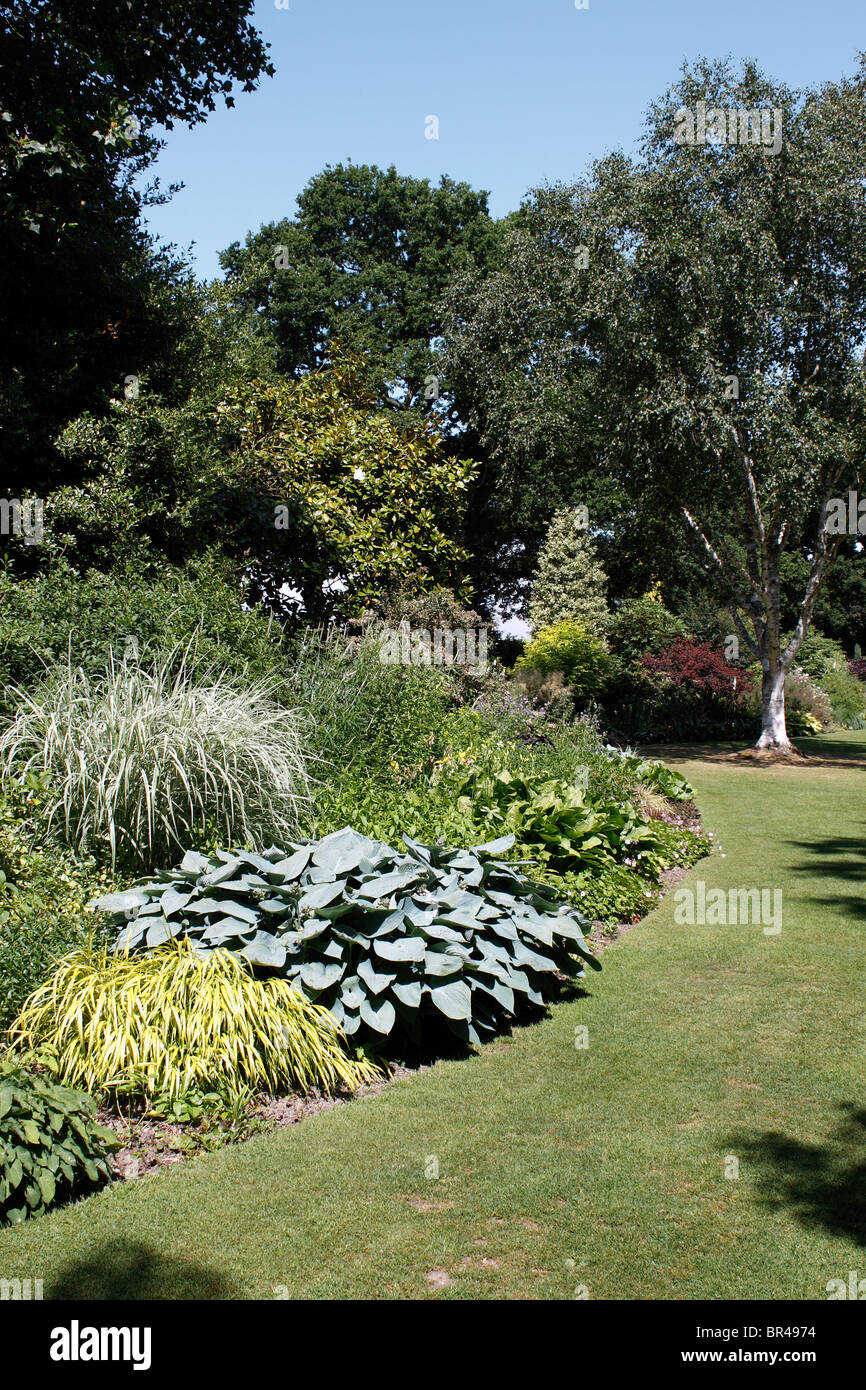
[141,0,865,281]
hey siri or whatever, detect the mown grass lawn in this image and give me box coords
[1,732,863,1300]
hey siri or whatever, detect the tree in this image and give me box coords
[219,163,499,412]
[209,364,477,623]
[0,1,273,492]
[529,509,609,635]
[446,56,866,753]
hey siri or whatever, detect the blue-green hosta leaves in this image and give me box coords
[96,828,599,1047]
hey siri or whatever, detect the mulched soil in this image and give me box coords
[102,1066,424,1180]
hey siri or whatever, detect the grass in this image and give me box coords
[1,730,863,1299]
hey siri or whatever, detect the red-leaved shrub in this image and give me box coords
[849,657,866,682]
[641,641,750,700]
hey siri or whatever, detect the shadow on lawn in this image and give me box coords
[639,737,866,771]
[785,830,866,920]
[48,1239,241,1300]
[728,1104,866,1247]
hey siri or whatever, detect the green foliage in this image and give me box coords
[794,631,866,725]
[0,556,288,708]
[516,620,612,700]
[0,1059,117,1225]
[455,768,675,878]
[567,863,661,927]
[93,831,600,1049]
[288,628,457,794]
[2,1,273,495]
[0,777,113,1028]
[0,644,310,870]
[529,511,610,636]
[220,162,499,410]
[214,367,476,621]
[11,940,378,1102]
[607,597,691,668]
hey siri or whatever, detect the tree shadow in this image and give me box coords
[727,1104,866,1247]
[785,831,866,919]
[48,1239,242,1300]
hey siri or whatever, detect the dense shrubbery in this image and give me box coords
[516,620,612,701]
[850,657,866,682]
[0,1059,117,1225]
[0,779,112,1028]
[606,597,690,667]
[0,556,289,711]
[794,631,866,727]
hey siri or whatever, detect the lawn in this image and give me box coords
[1,731,863,1300]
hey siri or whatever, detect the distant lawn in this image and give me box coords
[1,731,864,1299]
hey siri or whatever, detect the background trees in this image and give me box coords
[445,57,866,748]
[0,0,273,494]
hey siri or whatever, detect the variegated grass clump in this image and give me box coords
[0,645,310,868]
[9,941,379,1101]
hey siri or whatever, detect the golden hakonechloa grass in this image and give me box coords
[10,941,379,1101]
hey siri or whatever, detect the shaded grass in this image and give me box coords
[1,732,864,1299]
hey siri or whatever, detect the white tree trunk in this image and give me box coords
[756,659,791,750]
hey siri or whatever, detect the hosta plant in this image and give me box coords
[455,768,672,878]
[0,1059,117,1225]
[10,940,379,1101]
[93,829,601,1047]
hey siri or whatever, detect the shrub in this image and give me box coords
[0,555,288,712]
[0,1059,117,1225]
[850,657,866,682]
[516,621,612,701]
[11,940,378,1101]
[92,831,600,1049]
[528,510,609,636]
[0,779,113,1028]
[782,666,834,728]
[790,632,865,725]
[607,596,690,668]
[641,640,746,698]
[287,628,454,790]
[455,767,676,878]
[0,645,310,869]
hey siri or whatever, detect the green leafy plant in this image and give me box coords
[456,767,673,877]
[0,556,290,712]
[528,510,610,636]
[11,939,379,1101]
[92,830,600,1048]
[0,776,114,1027]
[516,620,612,700]
[606,596,690,668]
[0,643,310,869]
[0,1058,117,1225]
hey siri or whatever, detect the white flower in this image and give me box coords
[353,467,365,482]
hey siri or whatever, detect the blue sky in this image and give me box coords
[142,0,865,281]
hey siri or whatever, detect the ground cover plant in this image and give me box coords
[0,1058,117,1226]
[91,829,600,1048]
[10,939,378,1101]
